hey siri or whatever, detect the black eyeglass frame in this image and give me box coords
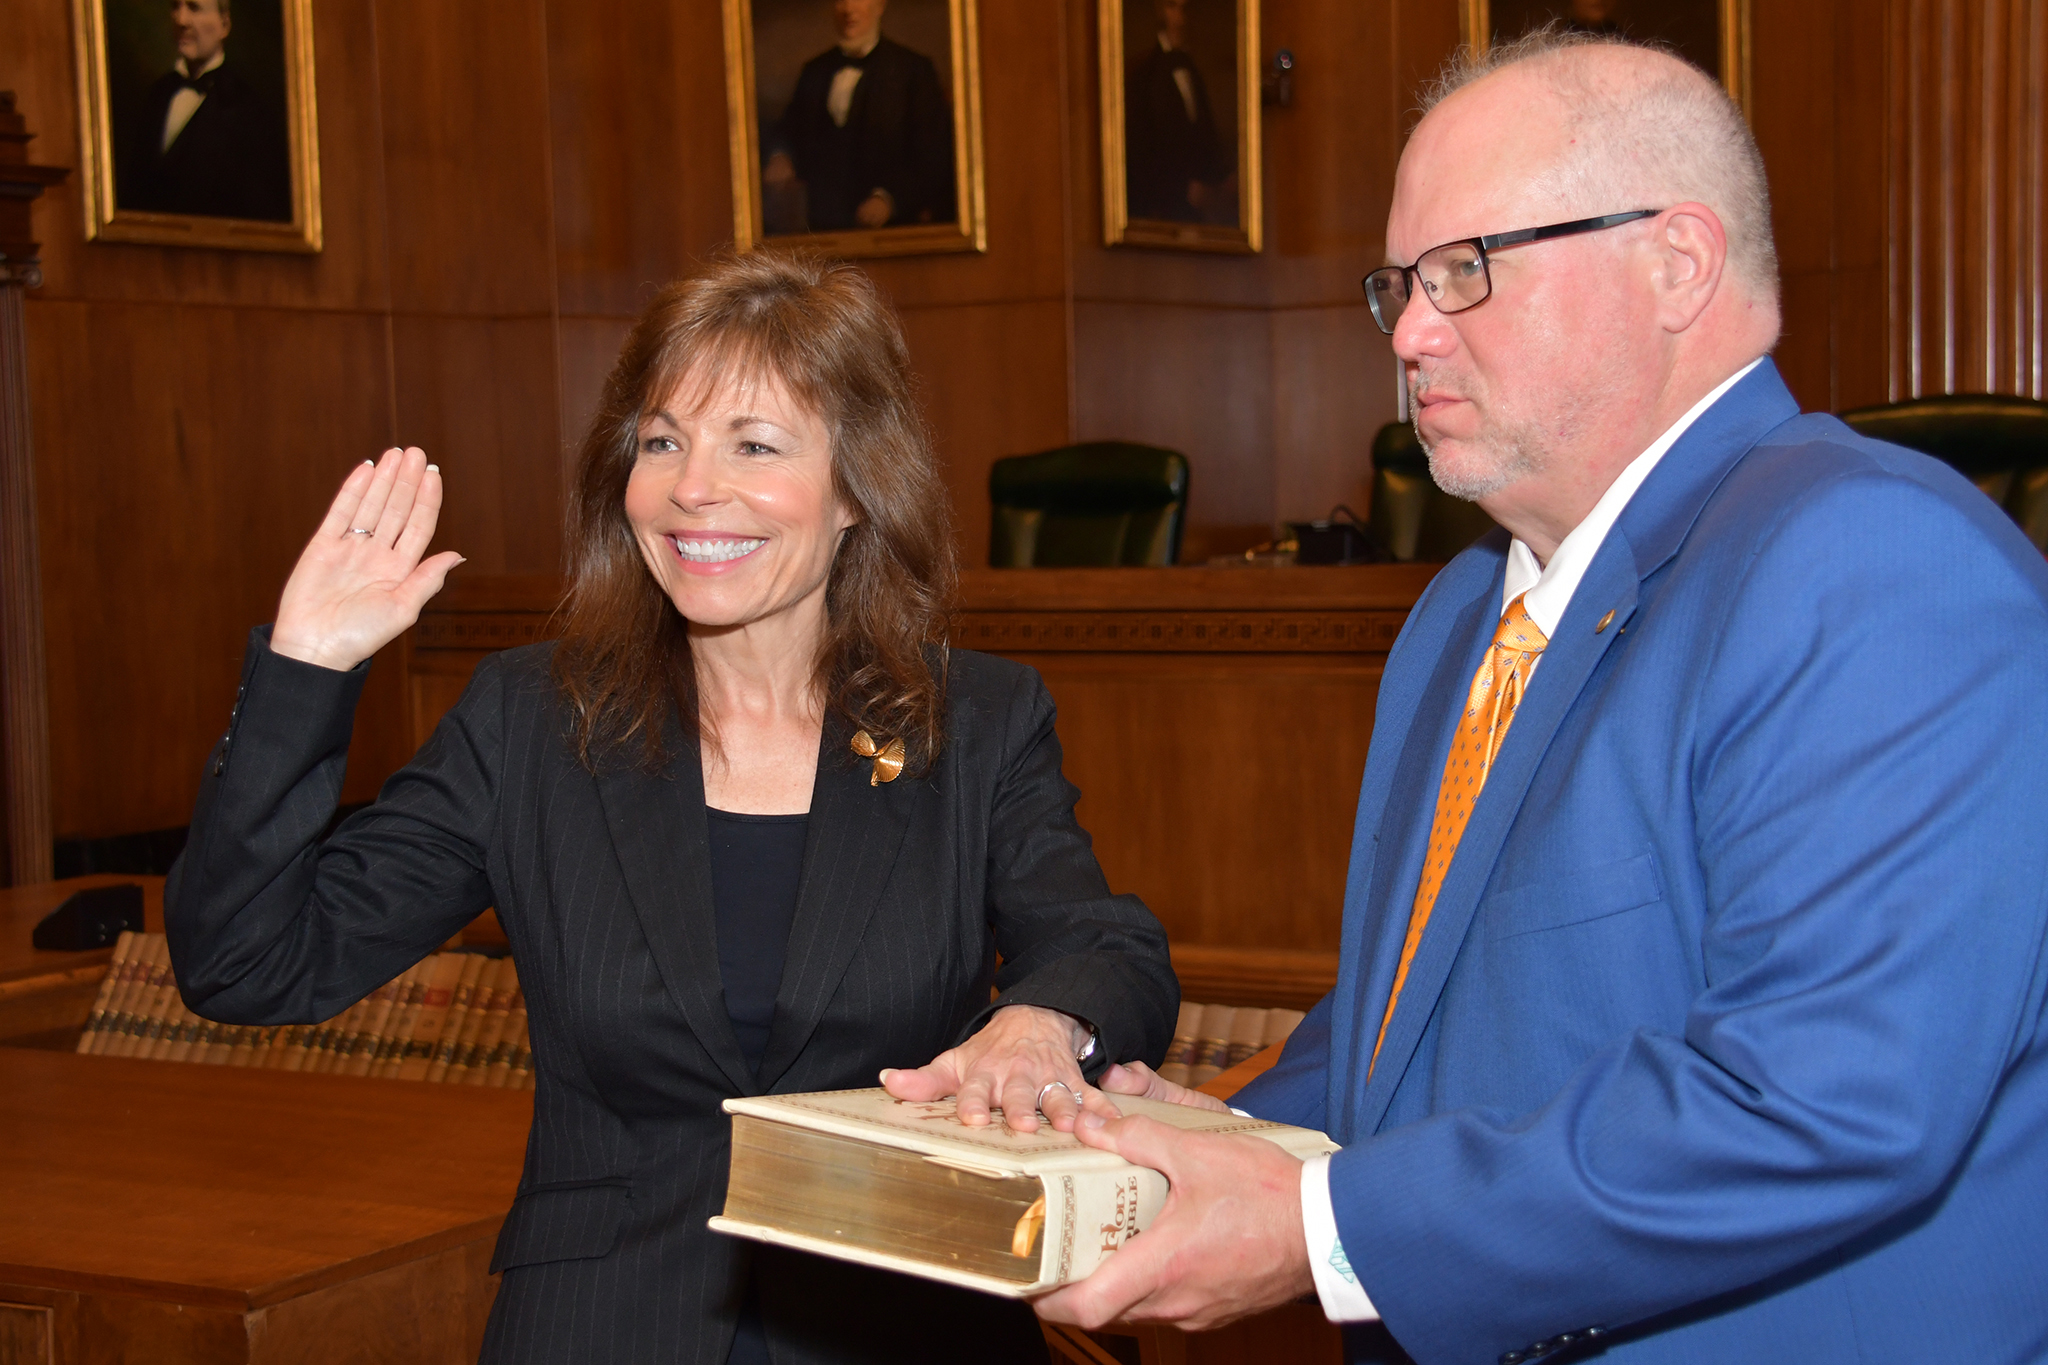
[1361,209,1664,334]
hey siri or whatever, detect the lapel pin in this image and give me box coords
[851,731,905,786]
[1595,609,1616,634]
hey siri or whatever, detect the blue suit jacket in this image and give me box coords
[1236,362,2048,1365]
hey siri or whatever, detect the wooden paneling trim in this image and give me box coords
[1887,0,2048,399]
[1170,945,1337,1013]
[954,610,1407,654]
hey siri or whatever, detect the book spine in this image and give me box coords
[314,996,376,1074]
[1156,1001,1204,1086]
[372,964,429,1077]
[227,1022,271,1066]
[484,971,525,1088]
[505,999,535,1089]
[1225,1007,1269,1068]
[256,1022,307,1068]
[91,933,163,1055]
[132,989,183,1061]
[75,931,137,1054]
[423,955,487,1082]
[108,941,176,1058]
[462,962,517,1086]
[1187,1006,1236,1087]
[202,1016,245,1065]
[396,954,466,1081]
[441,958,504,1083]
[340,975,405,1076]
[1034,1164,1172,1289]
[1260,1008,1306,1049]
[157,997,203,1062]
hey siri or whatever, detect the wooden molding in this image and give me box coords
[1169,945,1338,1013]
[0,93,66,886]
[954,610,1407,654]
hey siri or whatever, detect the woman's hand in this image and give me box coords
[882,1005,1105,1134]
[1092,1059,1233,1114]
[271,447,464,671]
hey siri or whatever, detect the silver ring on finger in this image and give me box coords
[1037,1080,1078,1112]
[348,527,375,535]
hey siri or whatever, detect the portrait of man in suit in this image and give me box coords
[755,0,957,235]
[110,0,294,223]
[1123,0,1235,225]
[1489,0,1722,78]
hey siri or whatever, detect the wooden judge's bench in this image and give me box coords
[406,564,1440,1013]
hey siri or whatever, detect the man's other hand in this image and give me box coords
[1031,1111,1314,1331]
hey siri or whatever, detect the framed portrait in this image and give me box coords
[72,0,321,252]
[1461,0,1752,114]
[722,0,986,258]
[1099,0,1262,254]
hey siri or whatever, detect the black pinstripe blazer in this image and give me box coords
[166,631,1178,1365]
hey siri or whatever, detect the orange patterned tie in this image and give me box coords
[1372,593,1549,1071]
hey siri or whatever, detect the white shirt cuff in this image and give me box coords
[1301,1152,1380,1322]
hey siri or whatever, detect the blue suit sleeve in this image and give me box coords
[1331,471,2048,1362]
[1230,991,1333,1131]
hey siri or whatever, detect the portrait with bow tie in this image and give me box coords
[73,0,321,251]
[723,0,986,258]
[1098,0,1262,253]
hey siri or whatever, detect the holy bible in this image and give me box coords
[710,1088,1338,1297]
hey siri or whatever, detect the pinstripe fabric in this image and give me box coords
[167,630,1178,1364]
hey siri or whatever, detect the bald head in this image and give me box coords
[1419,29,1778,302]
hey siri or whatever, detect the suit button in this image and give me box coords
[1585,1327,1606,1338]
[1558,1333,1579,1346]
[213,755,226,776]
[1499,1353,1525,1364]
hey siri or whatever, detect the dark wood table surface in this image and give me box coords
[0,1048,530,1311]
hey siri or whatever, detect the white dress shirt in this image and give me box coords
[162,50,226,152]
[1302,357,1764,1323]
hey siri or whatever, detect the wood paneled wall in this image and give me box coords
[6,0,2041,848]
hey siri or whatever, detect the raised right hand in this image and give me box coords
[270,447,464,671]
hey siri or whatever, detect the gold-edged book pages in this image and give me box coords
[711,1088,1337,1298]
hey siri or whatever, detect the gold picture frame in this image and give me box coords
[1100,0,1262,253]
[1459,0,1752,117]
[72,0,321,252]
[722,0,986,258]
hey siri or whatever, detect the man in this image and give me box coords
[117,0,292,222]
[1125,0,1232,223]
[763,0,954,233]
[1037,31,2048,1365]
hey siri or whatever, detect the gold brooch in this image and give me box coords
[851,731,905,786]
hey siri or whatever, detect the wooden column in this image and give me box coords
[0,92,67,886]
[1887,0,2048,398]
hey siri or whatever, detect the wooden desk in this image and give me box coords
[0,876,164,1046]
[406,566,1439,1010]
[0,1049,529,1364]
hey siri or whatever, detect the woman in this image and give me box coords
[166,253,1178,1364]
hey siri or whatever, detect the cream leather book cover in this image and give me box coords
[711,1087,1336,1298]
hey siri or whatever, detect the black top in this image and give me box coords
[705,808,808,1079]
[769,35,955,230]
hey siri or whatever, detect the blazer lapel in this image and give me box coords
[754,719,919,1090]
[593,732,755,1095]
[1331,573,1501,1129]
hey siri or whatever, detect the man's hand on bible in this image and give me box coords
[881,1004,1103,1134]
[1031,1111,1314,1331]
[1094,1059,1233,1113]
[271,446,463,672]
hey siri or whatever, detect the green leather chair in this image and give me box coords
[1837,393,2048,551]
[988,442,1189,567]
[1369,421,1500,563]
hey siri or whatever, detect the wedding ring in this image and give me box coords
[348,528,374,535]
[1036,1080,1078,1112]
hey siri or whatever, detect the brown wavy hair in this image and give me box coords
[550,252,957,773]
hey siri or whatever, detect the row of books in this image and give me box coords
[1156,1001,1308,1087]
[75,932,533,1088]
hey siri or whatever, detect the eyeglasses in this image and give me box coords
[1361,210,1663,335]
